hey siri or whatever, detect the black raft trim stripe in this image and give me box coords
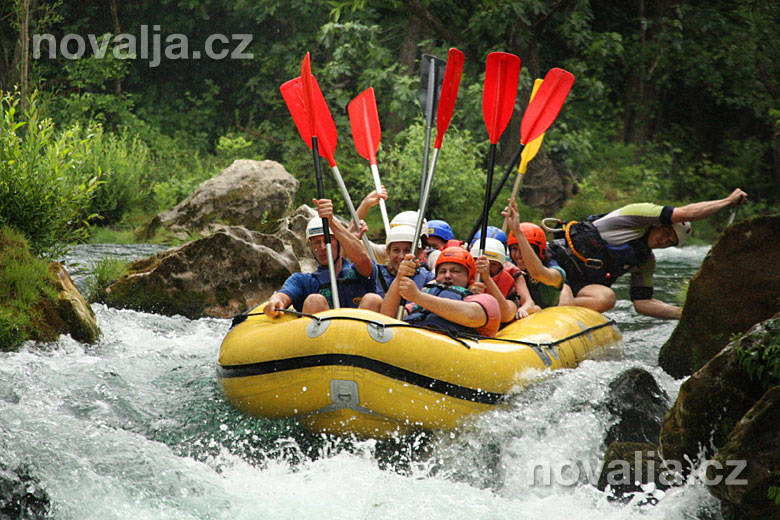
[217,354,505,405]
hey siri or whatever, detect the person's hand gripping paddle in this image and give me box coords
[396,47,464,319]
[279,53,340,307]
[475,52,522,283]
[348,87,391,237]
[469,67,575,241]
[281,57,389,293]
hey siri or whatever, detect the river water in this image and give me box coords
[1,245,724,519]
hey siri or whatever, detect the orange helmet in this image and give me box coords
[435,246,477,284]
[513,222,547,260]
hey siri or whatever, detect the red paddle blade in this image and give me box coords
[433,48,465,149]
[520,67,574,144]
[347,87,381,164]
[280,76,338,166]
[482,52,522,144]
[300,53,316,136]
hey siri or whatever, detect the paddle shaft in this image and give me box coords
[474,144,499,283]
[329,164,389,293]
[502,155,528,233]
[468,144,524,243]
[312,136,340,308]
[370,163,391,236]
[396,146,441,320]
[419,62,438,207]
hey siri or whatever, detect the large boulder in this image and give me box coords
[32,262,100,344]
[141,159,299,239]
[707,386,780,520]
[604,367,669,446]
[659,316,779,469]
[659,215,780,378]
[102,226,299,318]
[278,205,317,271]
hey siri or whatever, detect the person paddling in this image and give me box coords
[468,237,529,323]
[263,198,382,317]
[503,198,573,312]
[376,225,434,297]
[381,247,500,337]
[546,189,747,319]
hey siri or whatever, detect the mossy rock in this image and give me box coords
[659,215,780,378]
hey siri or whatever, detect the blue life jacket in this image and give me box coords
[405,283,476,335]
[313,261,377,308]
[375,264,434,297]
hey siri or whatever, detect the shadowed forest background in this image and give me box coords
[1,0,777,256]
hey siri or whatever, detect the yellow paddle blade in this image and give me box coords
[518,79,546,175]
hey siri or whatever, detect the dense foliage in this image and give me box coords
[0,0,776,248]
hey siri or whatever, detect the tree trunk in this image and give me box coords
[109,0,122,95]
[773,121,780,199]
[20,0,30,109]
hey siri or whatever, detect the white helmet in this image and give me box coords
[390,210,428,236]
[672,221,692,246]
[385,225,418,247]
[470,237,506,265]
[305,217,325,240]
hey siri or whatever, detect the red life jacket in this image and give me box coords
[492,264,517,298]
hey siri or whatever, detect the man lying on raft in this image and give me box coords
[263,198,382,317]
[381,247,500,337]
[545,188,748,319]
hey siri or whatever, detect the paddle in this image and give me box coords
[280,70,389,294]
[469,67,575,242]
[474,52,522,282]
[418,54,446,207]
[348,87,391,237]
[397,47,464,319]
[503,78,544,233]
[292,53,340,308]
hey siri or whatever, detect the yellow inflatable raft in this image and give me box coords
[217,305,622,438]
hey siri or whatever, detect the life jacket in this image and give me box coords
[405,283,476,335]
[313,261,377,308]
[546,216,652,287]
[376,264,433,297]
[492,266,516,298]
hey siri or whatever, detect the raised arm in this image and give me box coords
[313,198,374,277]
[355,186,388,221]
[503,199,563,288]
[672,188,747,223]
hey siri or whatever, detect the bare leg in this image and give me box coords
[572,284,616,312]
[302,293,330,314]
[358,293,383,312]
[558,284,575,306]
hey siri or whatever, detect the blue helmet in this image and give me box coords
[427,219,454,241]
[470,226,507,248]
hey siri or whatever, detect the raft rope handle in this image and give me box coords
[233,309,617,350]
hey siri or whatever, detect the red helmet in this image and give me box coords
[435,246,477,284]
[516,222,548,260]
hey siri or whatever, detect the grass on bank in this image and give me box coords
[0,226,57,350]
